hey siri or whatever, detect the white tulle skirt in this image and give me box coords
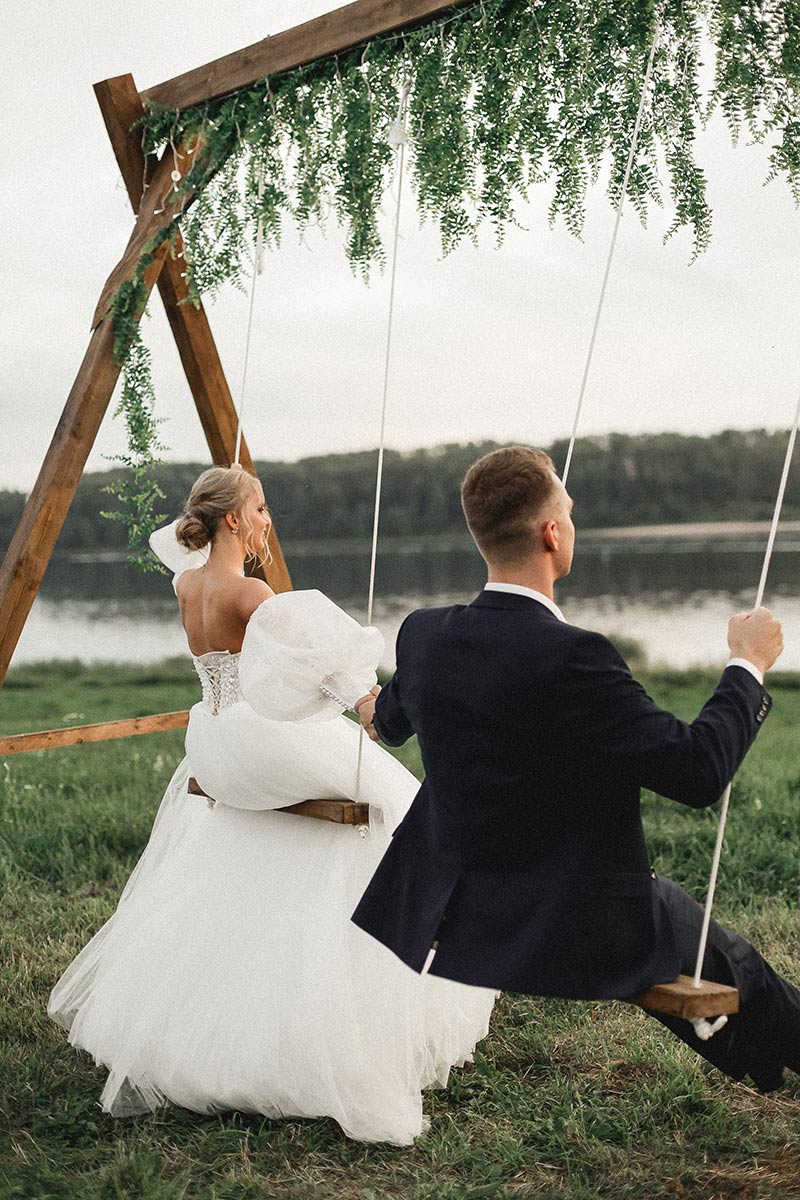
[49,706,495,1144]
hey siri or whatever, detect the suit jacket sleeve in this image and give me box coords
[561,631,771,808]
[373,617,415,747]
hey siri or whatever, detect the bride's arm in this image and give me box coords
[239,590,383,723]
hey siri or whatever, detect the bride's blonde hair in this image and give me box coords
[175,466,273,567]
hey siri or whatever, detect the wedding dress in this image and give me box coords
[48,533,495,1144]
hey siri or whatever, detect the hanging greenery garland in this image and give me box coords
[100,327,167,571]
[105,0,800,562]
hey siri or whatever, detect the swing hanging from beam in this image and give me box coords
[0,3,438,829]
[1,0,799,1031]
[534,12,798,1034]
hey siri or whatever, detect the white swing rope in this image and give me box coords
[354,81,412,804]
[561,22,661,489]
[227,112,409,811]
[691,389,800,995]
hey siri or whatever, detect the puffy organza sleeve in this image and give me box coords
[239,590,384,722]
[149,520,209,593]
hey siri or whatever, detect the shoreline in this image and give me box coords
[40,519,800,563]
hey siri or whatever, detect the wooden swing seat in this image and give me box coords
[187,776,370,825]
[631,975,739,1019]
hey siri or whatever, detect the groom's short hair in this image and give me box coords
[461,446,558,565]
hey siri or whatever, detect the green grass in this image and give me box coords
[2,662,800,1199]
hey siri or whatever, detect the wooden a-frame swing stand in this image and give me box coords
[0,0,737,1024]
[0,0,471,725]
[0,0,479,804]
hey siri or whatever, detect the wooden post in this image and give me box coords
[93,74,292,592]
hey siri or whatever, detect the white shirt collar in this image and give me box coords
[483,582,566,622]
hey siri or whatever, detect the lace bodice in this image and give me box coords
[193,651,245,714]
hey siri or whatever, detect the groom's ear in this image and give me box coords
[542,519,558,553]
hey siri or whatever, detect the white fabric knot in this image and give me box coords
[149,520,208,594]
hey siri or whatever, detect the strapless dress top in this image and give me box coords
[192,651,245,715]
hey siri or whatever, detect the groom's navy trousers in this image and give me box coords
[352,590,800,1089]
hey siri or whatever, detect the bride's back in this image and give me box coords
[177,566,268,655]
[171,465,274,655]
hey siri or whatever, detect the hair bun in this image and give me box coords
[175,512,210,551]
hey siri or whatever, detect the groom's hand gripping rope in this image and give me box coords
[355,687,381,741]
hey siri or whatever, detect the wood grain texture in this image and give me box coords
[188,777,371,825]
[279,797,372,824]
[631,975,740,1020]
[0,712,190,756]
[140,0,474,111]
[93,75,156,207]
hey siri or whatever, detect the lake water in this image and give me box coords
[11,524,800,673]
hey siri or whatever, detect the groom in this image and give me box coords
[352,445,800,1090]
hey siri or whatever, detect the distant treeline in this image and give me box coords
[1,430,797,554]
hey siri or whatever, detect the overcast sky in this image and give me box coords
[2,1,800,495]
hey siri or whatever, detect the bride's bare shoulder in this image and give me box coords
[175,568,203,600]
[234,575,275,621]
[175,567,272,619]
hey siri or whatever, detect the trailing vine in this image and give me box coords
[104,0,800,563]
[100,327,167,572]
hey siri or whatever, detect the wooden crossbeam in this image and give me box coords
[0,712,190,756]
[187,776,370,825]
[631,975,739,1020]
[140,0,475,113]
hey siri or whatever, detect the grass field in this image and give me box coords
[2,660,800,1199]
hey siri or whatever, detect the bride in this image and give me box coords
[48,464,495,1144]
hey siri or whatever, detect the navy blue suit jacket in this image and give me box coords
[352,591,772,998]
